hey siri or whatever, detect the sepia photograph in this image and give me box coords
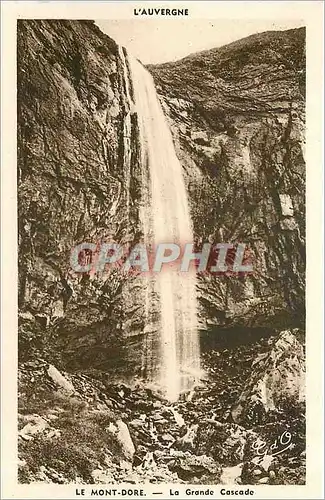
[16,15,307,486]
[1,2,324,499]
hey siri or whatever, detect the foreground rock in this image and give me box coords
[18,329,305,485]
[231,330,305,425]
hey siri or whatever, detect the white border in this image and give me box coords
[1,1,324,499]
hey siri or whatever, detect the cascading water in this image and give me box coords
[118,46,132,222]
[127,53,201,401]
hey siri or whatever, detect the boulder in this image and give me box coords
[231,330,305,425]
[196,421,252,465]
[47,365,75,394]
[108,420,135,461]
[168,450,220,482]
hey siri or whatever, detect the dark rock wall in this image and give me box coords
[18,20,146,372]
[18,21,305,373]
[149,27,305,331]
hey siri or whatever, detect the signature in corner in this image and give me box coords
[251,430,295,458]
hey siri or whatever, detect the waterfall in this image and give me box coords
[118,46,132,225]
[127,53,201,401]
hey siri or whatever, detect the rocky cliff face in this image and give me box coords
[17,21,306,486]
[18,21,305,371]
[18,20,148,372]
[149,27,305,332]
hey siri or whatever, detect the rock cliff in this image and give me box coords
[18,21,305,368]
[17,20,305,485]
[18,20,146,373]
[149,27,305,332]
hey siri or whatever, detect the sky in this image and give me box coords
[95,19,304,65]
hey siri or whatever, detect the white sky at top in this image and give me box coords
[95,19,304,64]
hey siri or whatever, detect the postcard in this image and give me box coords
[1,1,324,499]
